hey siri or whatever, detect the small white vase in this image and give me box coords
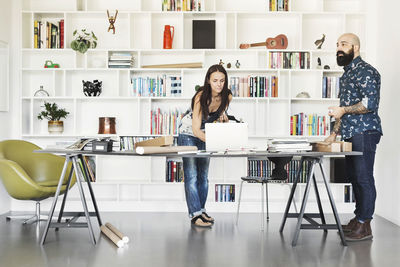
[48,121,64,134]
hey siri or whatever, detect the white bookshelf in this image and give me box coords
[19,0,365,213]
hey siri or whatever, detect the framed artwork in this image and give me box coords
[0,40,9,111]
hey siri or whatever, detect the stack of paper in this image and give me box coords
[267,138,311,152]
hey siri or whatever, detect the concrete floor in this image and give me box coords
[0,212,399,267]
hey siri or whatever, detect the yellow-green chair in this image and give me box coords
[0,140,75,224]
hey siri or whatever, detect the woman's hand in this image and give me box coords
[218,113,229,123]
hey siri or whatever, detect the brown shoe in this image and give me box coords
[345,220,373,242]
[191,215,212,227]
[201,212,214,223]
[342,217,358,233]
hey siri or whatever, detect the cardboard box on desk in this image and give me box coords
[134,136,174,148]
[311,141,352,152]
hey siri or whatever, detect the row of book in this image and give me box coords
[162,0,205,11]
[131,75,182,97]
[269,52,311,69]
[344,185,356,203]
[108,52,134,69]
[215,184,235,202]
[322,76,340,99]
[290,113,331,136]
[150,108,184,135]
[229,75,278,98]
[269,0,289,11]
[166,160,184,182]
[34,19,64,49]
[77,156,96,182]
[120,136,177,151]
[247,159,311,183]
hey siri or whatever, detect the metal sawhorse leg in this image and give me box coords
[279,156,347,247]
[41,154,102,245]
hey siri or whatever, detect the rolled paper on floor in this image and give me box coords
[136,145,198,155]
[105,222,130,244]
[100,225,124,248]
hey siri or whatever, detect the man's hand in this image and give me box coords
[324,133,337,144]
[328,106,345,119]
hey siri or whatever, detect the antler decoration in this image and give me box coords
[107,10,118,34]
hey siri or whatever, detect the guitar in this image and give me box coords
[239,34,288,49]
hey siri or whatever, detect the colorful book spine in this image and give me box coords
[290,113,330,136]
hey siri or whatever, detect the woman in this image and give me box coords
[178,64,232,227]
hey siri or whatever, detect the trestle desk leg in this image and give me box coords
[79,155,102,226]
[41,156,70,245]
[72,156,96,245]
[235,180,245,226]
[279,158,304,232]
[56,165,74,231]
[312,173,327,233]
[319,162,347,246]
[292,158,316,247]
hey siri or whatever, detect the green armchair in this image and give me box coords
[0,140,75,224]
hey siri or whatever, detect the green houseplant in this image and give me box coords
[37,102,69,134]
[70,29,97,54]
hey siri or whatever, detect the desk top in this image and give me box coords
[35,149,362,158]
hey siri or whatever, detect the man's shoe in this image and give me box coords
[345,221,373,242]
[342,217,358,233]
[201,212,214,223]
[191,215,212,227]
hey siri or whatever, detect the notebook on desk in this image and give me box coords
[205,123,248,152]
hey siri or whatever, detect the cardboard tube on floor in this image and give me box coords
[101,225,124,248]
[105,222,130,244]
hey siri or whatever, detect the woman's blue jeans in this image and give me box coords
[345,130,381,221]
[178,134,210,217]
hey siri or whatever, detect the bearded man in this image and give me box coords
[325,33,382,242]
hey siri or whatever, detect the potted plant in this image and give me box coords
[70,29,97,54]
[37,102,69,134]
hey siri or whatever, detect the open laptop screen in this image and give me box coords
[205,123,248,152]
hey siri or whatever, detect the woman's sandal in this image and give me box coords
[201,212,214,223]
[191,215,212,227]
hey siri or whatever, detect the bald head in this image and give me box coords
[336,33,360,61]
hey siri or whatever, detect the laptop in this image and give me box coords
[205,123,248,152]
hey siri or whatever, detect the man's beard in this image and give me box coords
[336,48,354,66]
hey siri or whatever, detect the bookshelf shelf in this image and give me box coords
[20,0,364,213]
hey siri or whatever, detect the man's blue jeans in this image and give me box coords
[178,134,210,217]
[345,130,381,221]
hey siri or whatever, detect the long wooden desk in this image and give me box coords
[35,149,362,247]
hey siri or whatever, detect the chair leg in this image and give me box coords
[23,202,48,224]
[261,183,264,231]
[235,180,245,226]
[265,182,269,221]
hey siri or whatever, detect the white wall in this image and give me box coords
[371,0,400,226]
[0,0,15,214]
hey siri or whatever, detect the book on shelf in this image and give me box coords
[131,75,181,97]
[34,19,64,49]
[269,0,289,12]
[150,108,184,135]
[162,0,204,11]
[322,76,340,98]
[215,184,235,202]
[83,156,96,182]
[192,20,215,49]
[269,51,310,69]
[108,52,134,68]
[229,75,278,97]
[290,113,330,136]
[166,159,184,182]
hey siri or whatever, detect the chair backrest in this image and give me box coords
[0,140,65,183]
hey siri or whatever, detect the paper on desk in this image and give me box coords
[135,146,198,155]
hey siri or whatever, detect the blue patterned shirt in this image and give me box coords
[339,56,382,139]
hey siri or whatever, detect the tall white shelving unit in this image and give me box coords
[19,0,365,212]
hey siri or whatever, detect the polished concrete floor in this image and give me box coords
[0,212,399,267]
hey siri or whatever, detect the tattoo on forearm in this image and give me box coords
[332,119,341,134]
[343,102,369,114]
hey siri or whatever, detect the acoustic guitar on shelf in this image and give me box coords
[239,34,288,49]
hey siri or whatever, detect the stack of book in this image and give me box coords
[267,138,311,152]
[131,75,181,97]
[34,19,64,49]
[108,52,133,69]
